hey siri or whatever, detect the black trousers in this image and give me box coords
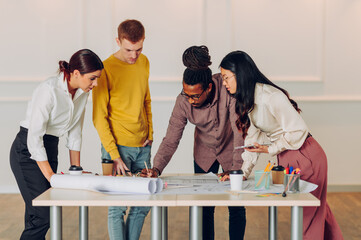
[10,127,59,240]
[194,160,246,240]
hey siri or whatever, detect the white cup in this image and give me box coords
[229,170,244,191]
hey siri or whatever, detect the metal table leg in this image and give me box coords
[268,206,277,240]
[151,206,162,240]
[50,206,62,240]
[189,206,202,240]
[79,206,88,240]
[291,206,303,240]
[161,207,168,240]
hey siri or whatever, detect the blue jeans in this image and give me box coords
[194,160,246,240]
[102,144,152,240]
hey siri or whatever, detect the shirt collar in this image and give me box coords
[58,73,85,100]
[207,74,222,107]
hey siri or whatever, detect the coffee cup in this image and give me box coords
[69,165,83,175]
[229,170,244,191]
[102,159,114,176]
[272,165,285,184]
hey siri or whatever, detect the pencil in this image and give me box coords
[144,161,149,172]
[256,161,272,187]
[288,170,301,192]
[264,164,275,187]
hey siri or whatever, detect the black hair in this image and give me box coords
[220,50,301,138]
[59,49,104,81]
[182,45,213,90]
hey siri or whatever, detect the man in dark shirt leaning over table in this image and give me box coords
[141,45,246,240]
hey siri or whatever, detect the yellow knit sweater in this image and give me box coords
[92,54,153,159]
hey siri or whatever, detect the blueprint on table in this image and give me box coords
[159,173,317,195]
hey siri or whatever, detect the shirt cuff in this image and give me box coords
[65,141,81,152]
[30,152,47,162]
[109,148,120,160]
[241,161,255,179]
[267,143,282,156]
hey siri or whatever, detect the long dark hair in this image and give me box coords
[220,51,301,138]
[58,49,103,81]
[182,45,213,90]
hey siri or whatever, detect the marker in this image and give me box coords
[282,169,297,197]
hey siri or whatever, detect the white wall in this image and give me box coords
[1,0,361,193]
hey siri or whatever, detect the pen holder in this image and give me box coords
[102,159,114,176]
[284,174,300,193]
[254,170,271,190]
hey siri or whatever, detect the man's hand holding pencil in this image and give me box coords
[140,163,161,178]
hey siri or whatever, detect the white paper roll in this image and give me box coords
[155,178,163,193]
[50,174,163,194]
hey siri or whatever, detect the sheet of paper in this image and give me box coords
[161,172,219,185]
[158,174,318,195]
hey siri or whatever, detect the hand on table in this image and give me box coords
[140,167,159,178]
[218,171,230,182]
[113,157,132,176]
[218,172,247,181]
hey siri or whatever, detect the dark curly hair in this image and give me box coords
[182,45,213,90]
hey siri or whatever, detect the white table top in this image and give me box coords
[33,188,319,207]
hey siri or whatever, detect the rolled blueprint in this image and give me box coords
[50,174,163,194]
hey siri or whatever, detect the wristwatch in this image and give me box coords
[153,167,161,177]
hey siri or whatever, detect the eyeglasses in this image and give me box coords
[221,74,235,83]
[181,89,206,100]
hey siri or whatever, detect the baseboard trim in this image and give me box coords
[0,186,19,194]
[327,185,361,192]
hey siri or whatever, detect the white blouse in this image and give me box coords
[241,83,309,178]
[20,73,89,162]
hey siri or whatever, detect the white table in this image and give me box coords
[33,187,319,240]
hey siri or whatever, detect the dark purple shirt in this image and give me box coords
[154,73,244,173]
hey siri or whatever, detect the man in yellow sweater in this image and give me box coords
[92,19,153,240]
